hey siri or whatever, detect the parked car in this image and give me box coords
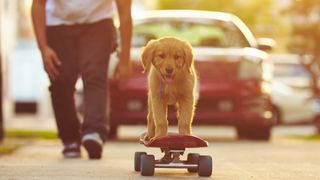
[270,54,320,129]
[106,10,275,140]
[270,54,312,89]
[10,40,45,114]
[270,80,316,124]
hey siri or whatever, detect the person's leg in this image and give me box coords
[47,26,81,147]
[77,19,116,158]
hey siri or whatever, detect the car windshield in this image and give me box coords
[132,19,249,48]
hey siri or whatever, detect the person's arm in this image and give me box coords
[115,0,133,89]
[32,0,61,80]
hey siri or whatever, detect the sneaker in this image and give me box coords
[62,142,81,158]
[82,132,103,159]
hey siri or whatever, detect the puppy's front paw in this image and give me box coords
[179,127,192,135]
[180,132,191,136]
[149,132,167,142]
[149,136,162,142]
[144,133,154,142]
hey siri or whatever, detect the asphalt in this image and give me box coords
[1,121,320,180]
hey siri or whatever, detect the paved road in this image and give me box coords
[1,126,320,180]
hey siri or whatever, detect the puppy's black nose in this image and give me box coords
[166,67,174,74]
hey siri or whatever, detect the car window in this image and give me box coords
[273,63,310,78]
[133,19,250,48]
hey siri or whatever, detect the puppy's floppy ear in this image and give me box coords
[141,39,158,73]
[182,40,194,73]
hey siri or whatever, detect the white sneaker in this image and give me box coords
[81,132,103,159]
[62,142,81,158]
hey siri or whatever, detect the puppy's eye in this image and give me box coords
[174,55,181,59]
[158,54,165,59]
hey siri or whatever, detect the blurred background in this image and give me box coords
[1,0,320,141]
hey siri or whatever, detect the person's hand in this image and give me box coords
[114,52,132,90]
[40,46,61,81]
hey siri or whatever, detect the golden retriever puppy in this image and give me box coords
[141,37,197,141]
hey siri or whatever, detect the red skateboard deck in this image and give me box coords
[139,132,208,148]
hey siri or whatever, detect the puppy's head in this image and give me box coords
[141,37,194,83]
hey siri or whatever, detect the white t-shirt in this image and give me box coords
[46,0,115,26]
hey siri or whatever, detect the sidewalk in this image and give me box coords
[0,139,143,180]
[1,114,142,180]
[1,129,320,180]
[4,114,56,131]
[1,114,320,179]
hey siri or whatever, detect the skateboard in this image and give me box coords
[134,132,212,177]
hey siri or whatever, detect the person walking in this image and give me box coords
[31,0,132,159]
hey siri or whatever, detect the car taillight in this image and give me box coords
[241,96,272,117]
[240,80,271,95]
[260,81,271,94]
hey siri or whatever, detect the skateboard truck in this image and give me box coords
[134,132,212,177]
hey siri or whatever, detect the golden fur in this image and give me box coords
[141,37,197,141]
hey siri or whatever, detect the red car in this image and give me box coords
[108,10,275,140]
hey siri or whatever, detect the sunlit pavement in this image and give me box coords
[1,124,320,179]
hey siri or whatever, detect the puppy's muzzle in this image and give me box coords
[163,67,175,83]
[165,67,174,74]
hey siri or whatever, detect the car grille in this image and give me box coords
[197,99,234,112]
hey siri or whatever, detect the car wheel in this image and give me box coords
[236,125,271,141]
[108,124,118,139]
[236,126,248,140]
[271,106,281,125]
[247,126,271,141]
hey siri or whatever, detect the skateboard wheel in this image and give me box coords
[198,155,212,177]
[134,152,147,171]
[187,153,200,172]
[140,154,155,176]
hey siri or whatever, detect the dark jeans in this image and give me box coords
[47,19,116,144]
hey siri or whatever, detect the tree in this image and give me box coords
[285,0,320,98]
[155,0,277,36]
